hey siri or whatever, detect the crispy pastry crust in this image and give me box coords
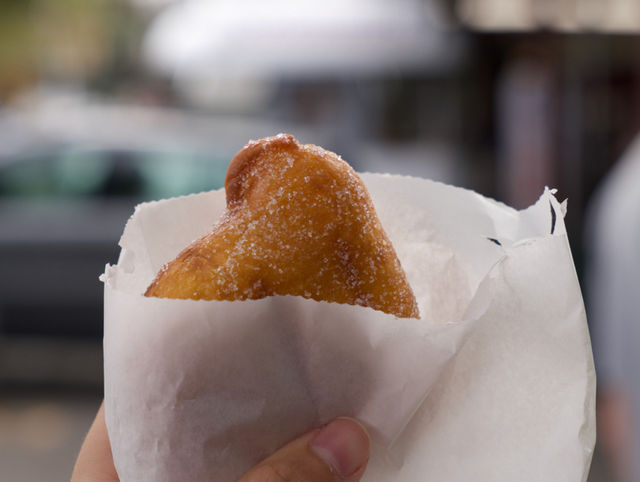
[145,133,419,319]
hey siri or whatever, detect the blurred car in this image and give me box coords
[0,146,229,340]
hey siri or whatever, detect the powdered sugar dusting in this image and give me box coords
[147,135,418,318]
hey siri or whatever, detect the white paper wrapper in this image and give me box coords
[103,173,595,482]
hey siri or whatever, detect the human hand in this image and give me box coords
[597,388,636,482]
[72,401,370,481]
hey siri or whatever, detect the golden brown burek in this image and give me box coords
[145,133,419,319]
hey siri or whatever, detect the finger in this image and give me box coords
[239,418,370,482]
[71,401,119,482]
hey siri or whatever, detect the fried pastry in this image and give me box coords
[145,133,419,319]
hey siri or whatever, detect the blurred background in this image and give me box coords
[1,0,640,480]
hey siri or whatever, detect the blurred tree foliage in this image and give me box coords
[0,0,36,100]
[0,0,143,101]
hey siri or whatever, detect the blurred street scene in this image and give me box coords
[2,0,640,480]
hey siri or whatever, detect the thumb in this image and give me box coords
[239,418,370,482]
